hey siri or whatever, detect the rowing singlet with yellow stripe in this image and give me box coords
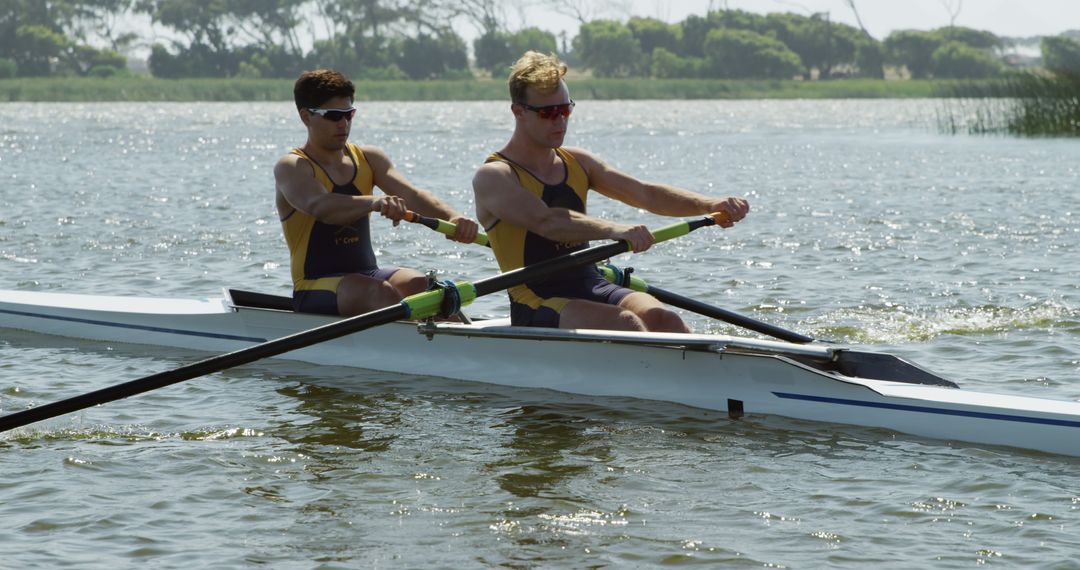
[485,148,632,326]
[281,143,379,288]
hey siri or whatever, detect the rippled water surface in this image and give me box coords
[1,100,1079,568]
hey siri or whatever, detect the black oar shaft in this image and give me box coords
[473,241,628,297]
[0,304,409,433]
[645,285,814,344]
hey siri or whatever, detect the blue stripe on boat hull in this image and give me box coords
[0,307,268,344]
[773,392,1080,428]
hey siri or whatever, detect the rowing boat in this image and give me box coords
[2,287,1078,457]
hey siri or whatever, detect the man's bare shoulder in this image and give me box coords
[354,145,397,176]
[355,144,390,162]
[562,146,603,166]
[473,159,516,187]
[274,151,306,179]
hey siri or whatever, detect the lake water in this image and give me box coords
[1,99,1078,568]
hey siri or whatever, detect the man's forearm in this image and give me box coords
[638,183,717,217]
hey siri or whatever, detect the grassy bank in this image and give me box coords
[0,76,956,102]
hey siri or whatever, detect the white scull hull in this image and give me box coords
[1,288,1079,457]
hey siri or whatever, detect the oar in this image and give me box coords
[405,212,816,344]
[595,265,815,344]
[0,213,727,433]
[403,211,489,246]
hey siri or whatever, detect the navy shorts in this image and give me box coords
[293,266,401,315]
[510,268,633,327]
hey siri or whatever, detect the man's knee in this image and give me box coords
[390,272,427,297]
[638,307,689,333]
[560,302,645,331]
[610,308,648,331]
[338,275,401,315]
[394,273,429,297]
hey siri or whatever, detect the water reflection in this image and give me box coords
[275,382,401,455]
[486,404,603,502]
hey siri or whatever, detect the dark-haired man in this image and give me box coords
[472,52,749,332]
[275,69,479,316]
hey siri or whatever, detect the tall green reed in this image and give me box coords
[939,73,1080,136]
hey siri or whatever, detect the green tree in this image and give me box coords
[309,33,401,81]
[11,25,68,76]
[681,9,768,58]
[649,46,704,78]
[474,30,512,74]
[627,16,681,77]
[57,0,139,54]
[137,0,236,76]
[1042,35,1080,75]
[0,2,76,76]
[853,39,884,78]
[772,12,864,79]
[574,19,642,77]
[884,30,941,79]
[394,32,468,79]
[137,0,230,57]
[137,0,307,77]
[314,0,476,80]
[711,9,769,32]
[679,14,712,57]
[228,0,306,65]
[0,1,58,43]
[475,27,557,77]
[64,43,127,75]
[627,16,680,55]
[509,27,557,59]
[702,28,802,79]
[933,26,1001,51]
[931,41,1001,78]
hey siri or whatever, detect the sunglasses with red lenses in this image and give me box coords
[307,107,356,122]
[519,100,575,120]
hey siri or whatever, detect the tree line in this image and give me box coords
[2,0,1079,81]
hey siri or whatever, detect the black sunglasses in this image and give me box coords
[518,100,575,120]
[307,107,357,122]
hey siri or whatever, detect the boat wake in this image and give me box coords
[809,301,1078,344]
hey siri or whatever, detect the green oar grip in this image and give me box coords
[649,220,691,244]
[650,211,728,243]
[400,281,478,320]
[404,211,489,246]
[434,218,490,246]
[597,265,648,292]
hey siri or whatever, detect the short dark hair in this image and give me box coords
[293,69,355,110]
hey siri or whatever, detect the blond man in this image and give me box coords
[472,52,749,331]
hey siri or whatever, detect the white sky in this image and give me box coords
[509,0,1078,41]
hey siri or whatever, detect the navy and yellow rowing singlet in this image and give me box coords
[281,143,398,314]
[484,148,631,327]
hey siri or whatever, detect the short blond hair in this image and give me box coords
[508,51,567,104]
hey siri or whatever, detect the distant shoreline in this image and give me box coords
[0,77,969,102]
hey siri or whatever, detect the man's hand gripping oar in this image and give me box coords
[0,213,728,433]
[403,211,815,344]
